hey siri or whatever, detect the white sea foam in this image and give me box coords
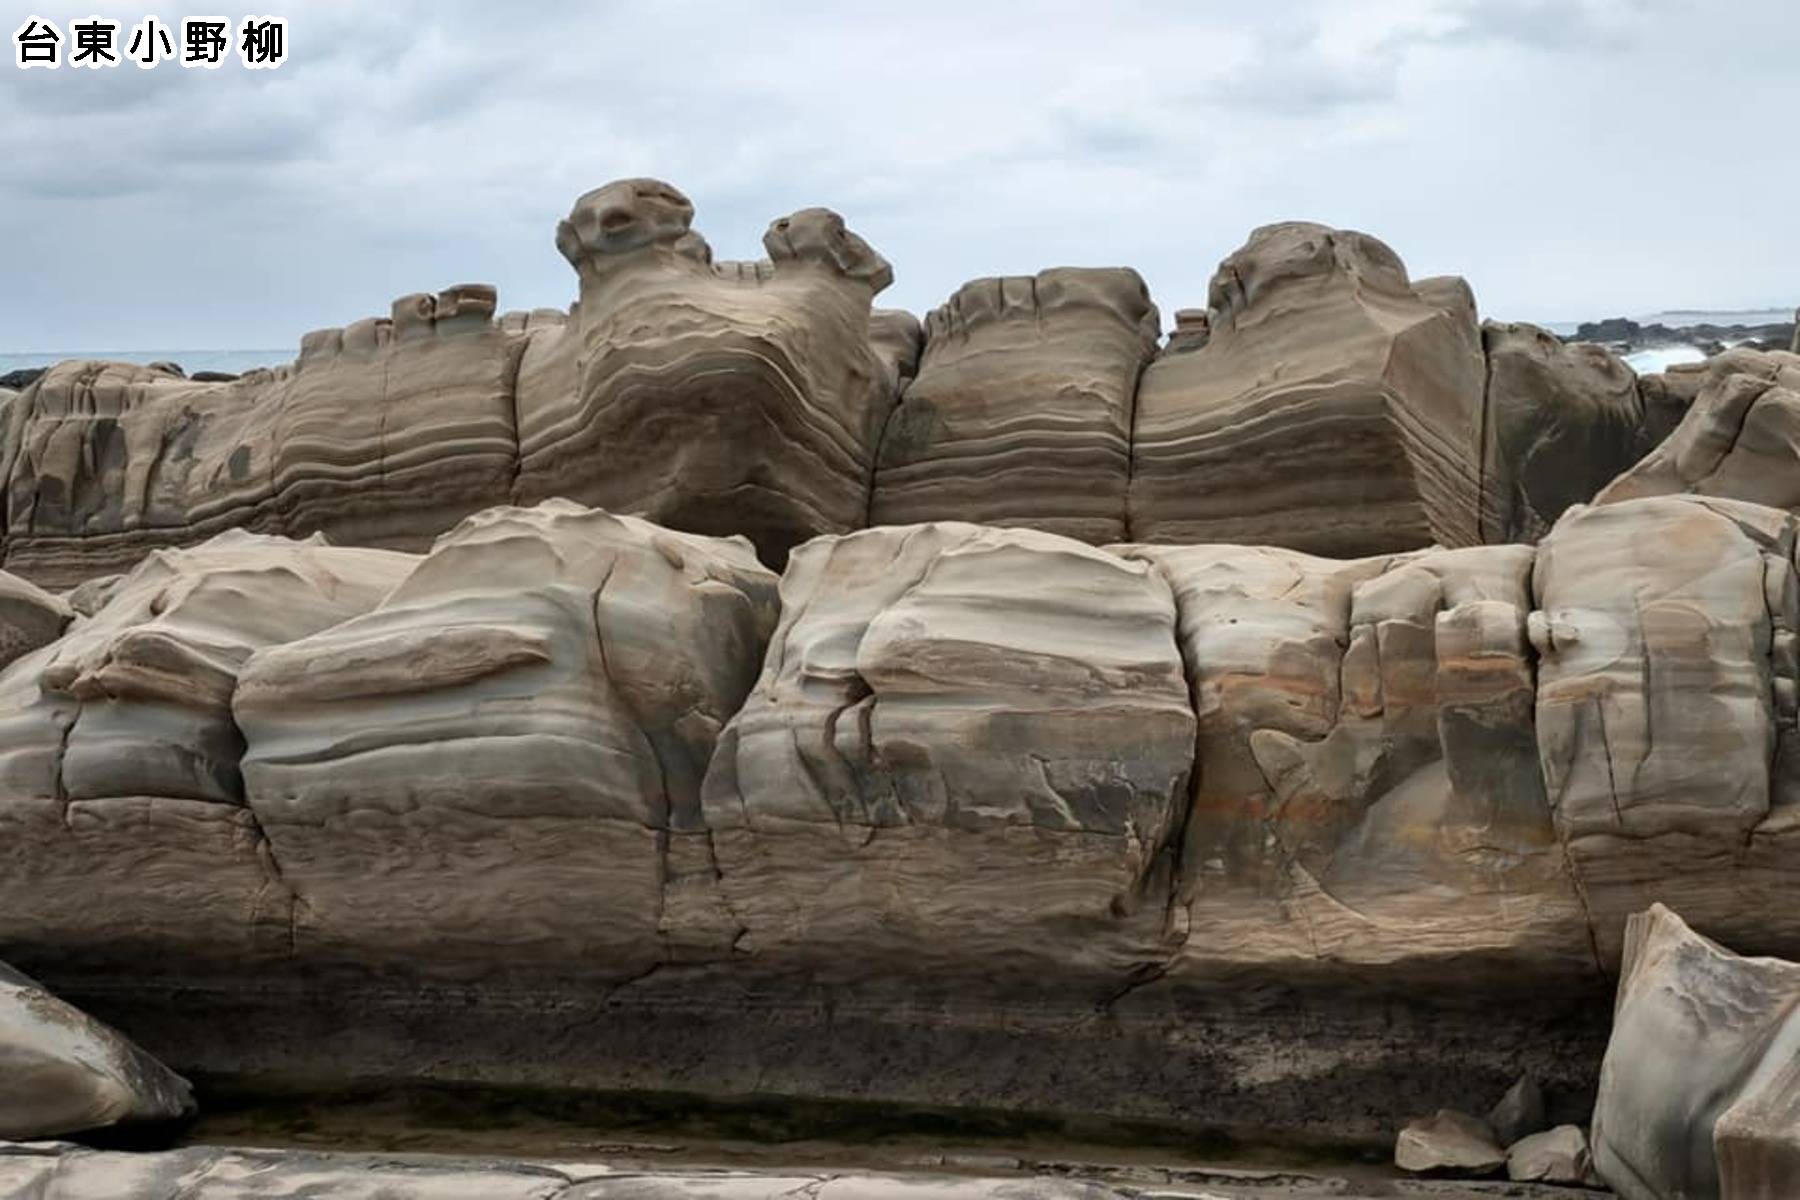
[1624,345,1707,373]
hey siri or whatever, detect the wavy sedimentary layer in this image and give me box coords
[514,179,899,566]
[0,181,904,586]
[0,289,534,587]
[1126,224,1493,556]
[0,496,1793,1142]
[0,175,1716,593]
[871,269,1159,542]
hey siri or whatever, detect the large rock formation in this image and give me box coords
[702,522,1196,990]
[0,531,416,975]
[6,179,1800,1158]
[1532,495,1800,964]
[1116,540,1596,992]
[871,268,1160,542]
[1598,348,1800,513]
[233,501,779,981]
[0,180,903,586]
[0,961,193,1139]
[515,179,899,565]
[1592,904,1800,1200]
[1481,321,1646,541]
[1127,223,1490,556]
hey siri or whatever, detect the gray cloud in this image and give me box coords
[0,0,1794,354]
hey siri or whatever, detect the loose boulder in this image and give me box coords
[1507,1124,1598,1187]
[1592,904,1800,1200]
[1395,1108,1506,1176]
[0,960,194,1139]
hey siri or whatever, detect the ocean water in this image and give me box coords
[1623,345,1707,373]
[0,349,289,377]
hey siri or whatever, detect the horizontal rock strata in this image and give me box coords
[0,494,1790,1142]
[1127,223,1491,556]
[871,268,1159,541]
[515,179,900,566]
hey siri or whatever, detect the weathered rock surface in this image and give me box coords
[1592,905,1800,1200]
[0,961,193,1139]
[1532,496,1800,964]
[1396,1109,1506,1176]
[1598,348,1800,512]
[1117,540,1597,990]
[1507,1125,1596,1187]
[1481,322,1645,542]
[1128,223,1490,556]
[871,268,1159,542]
[233,501,779,980]
[515,179,898,566]
[702,521,1195,988]
[0,531,416,974]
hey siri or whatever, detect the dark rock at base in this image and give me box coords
[1488,1074,1548,1147]
[0,368,45,390]
[189,370,240,383]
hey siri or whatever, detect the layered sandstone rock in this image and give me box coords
[702,522,1196,990]
[0,961,193,1139]
[515,178,898,565]
[0,289,528,586]
[1127,223,1490,555]
[1118,541,1597,990]
[1532,495,1800,964]
[1598,348,1800,512]
[1593,904,1800,1200]
[1481,321,1645,541]
[233,501,779,980]
[871,268,1159,542]
[0,531,415,975]
[267,283,525,548]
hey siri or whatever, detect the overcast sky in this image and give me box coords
[3,0,1795,351]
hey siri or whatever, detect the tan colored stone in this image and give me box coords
[1395,1108,1505,1175]
[515,178,898,566]
[0,960,193,1139]
[1593,904,1800,1200]
[1128,223,1489,556]
[873,268,1159,542]
[234,501,778,980]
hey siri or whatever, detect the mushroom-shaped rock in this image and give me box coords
[519,178,899,566]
